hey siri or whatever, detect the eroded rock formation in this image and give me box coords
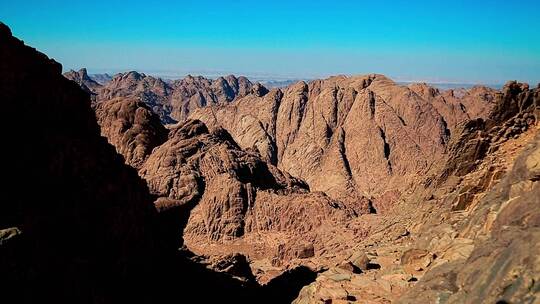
[136,119,364,269]
[63,68,102,102]
[95,97,169,169]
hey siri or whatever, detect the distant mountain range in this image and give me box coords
[74,69,505,91]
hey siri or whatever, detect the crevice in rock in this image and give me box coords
[366,262,381,270]
[367,200,377,214]
[397,115,407,126]
[440,117,451,144]
[347,295,357,301]
[378,127,392,173]
[338,128,353,178]
[368,90,376,119]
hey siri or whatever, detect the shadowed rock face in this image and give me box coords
[0,22,158,303]
[440,81,539,180]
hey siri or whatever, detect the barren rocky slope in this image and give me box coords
[292,81,539,303]
[96,70,538,302]
[95,95,372,280]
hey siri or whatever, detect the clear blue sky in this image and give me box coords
[2,0,539,84]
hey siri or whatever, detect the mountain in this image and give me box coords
[189,75,497,209]
[294,80,540,303]
[63,68,102,102]
[95,97,371,281]
[94,68,539,302]
[64,68,265,124]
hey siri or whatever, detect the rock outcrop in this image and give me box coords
[136,119,362,269]
[440,80,539,180]
[397,132,539,304]
[63,68,102,102]
[95,97,169,169]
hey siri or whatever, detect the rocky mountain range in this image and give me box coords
[65,68,265,124]
[2,21,539,303]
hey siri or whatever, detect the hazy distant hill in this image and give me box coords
[90,73,113,84]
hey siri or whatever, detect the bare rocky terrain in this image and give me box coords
[90,63,538,303]
[1,21,539,303]
[94,71,540,302]
[189,74,497,207]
